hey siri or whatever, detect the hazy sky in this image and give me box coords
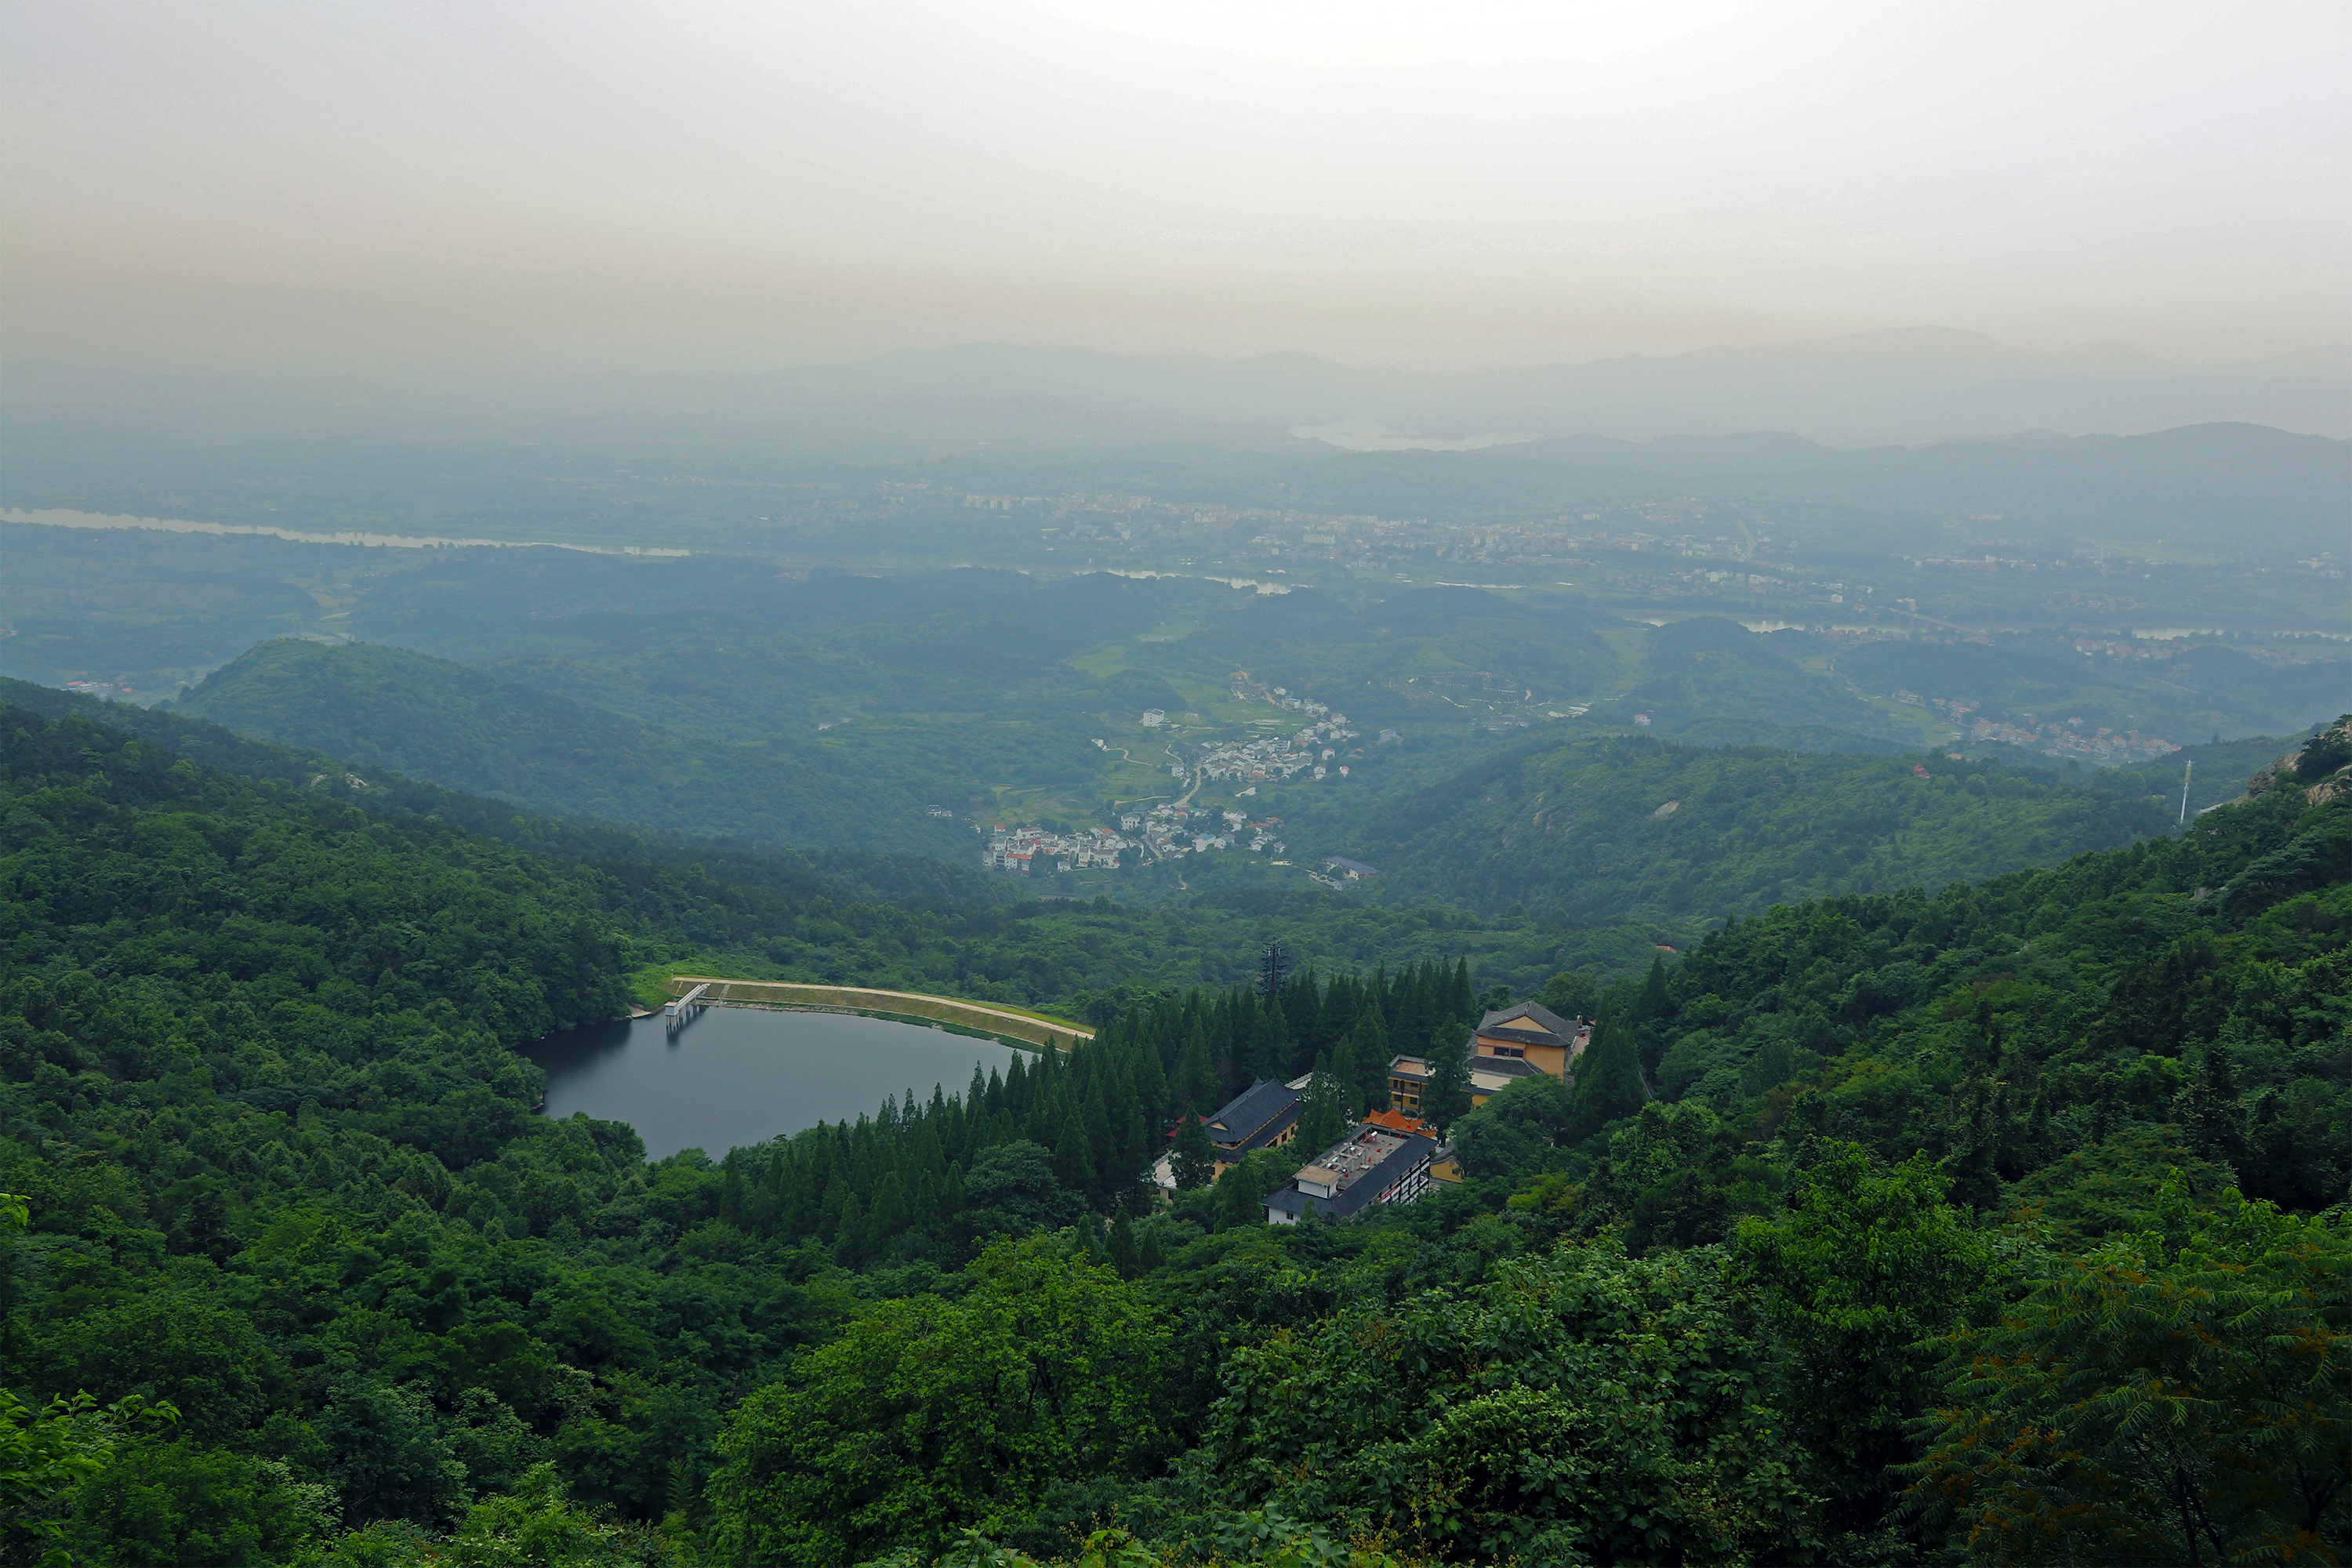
[5,0,2346,374]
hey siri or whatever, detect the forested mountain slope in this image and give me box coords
[1621,612,1891,735]
[2097,721,2333,814]
[2,702,2345,1565]
[1359,730,2171,917]
[0,673,1010,909]
[0,690,1657,1018]
[169,637,975,861]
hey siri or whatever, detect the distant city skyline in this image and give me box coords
[5,0,2346,376]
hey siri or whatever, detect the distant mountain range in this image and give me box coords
[766,328,2352,445]
[1468,422,2349,557]
[7,326,2347,452]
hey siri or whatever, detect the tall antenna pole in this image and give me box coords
[2179,758,2193,826]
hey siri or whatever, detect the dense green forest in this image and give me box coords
[24,496,2343,755]
[154,631,2235,931]
[2099,727,2324,815]
[0,684,1673,1010]
[1359,730,2174,920]
[169,639,975,862]
[2,699,2347,1565]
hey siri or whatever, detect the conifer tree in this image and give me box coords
[1053,1115,1097,1199]
[1345,1007,1391,1112]
[1284,971,1322,1073]
[1294,1069,1348,1160]
[1243,1001,1287,1089]
[1972,998,2004,1073]
[1947,1093,2002,1213]
[1164,994,1200,1081]
[1214,993,1242,1096]
[1258,938,1290,1004]
[1990,1083,2019,1180]
[1131,1032,1170,1121]
[719,1158,746,1229]
[2242,1090,2300,1206]
[1569,1011,1647,1135]
[1176,1026,1219,1115]
[1322,972,1357,1050]
[816,1171,846,1242]
[833,1191,866,1267]
[869,1169,910,1244]
[1641,956,1671,1020]
[1171,1113,1216,1190]
[1082,1214,1112,1269]
[1005,1052,1031,1117]
[2174,1041,2249,1170]
[1107,1212,1141,1279]
[1421,1047,1473,1134]
[1083,1091,1117,1203]
[1118,1102,1148,1190]
[1396,965,1434,1057]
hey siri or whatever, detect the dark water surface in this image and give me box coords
[523,1007,1028,1158]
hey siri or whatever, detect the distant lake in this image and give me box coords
[523,1007,1029,1158]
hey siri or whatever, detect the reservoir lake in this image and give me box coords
[524,1007,1030,1158]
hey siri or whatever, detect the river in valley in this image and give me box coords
[522,1007,1030,1158]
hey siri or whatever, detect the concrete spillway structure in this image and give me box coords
[664,981,711,1028]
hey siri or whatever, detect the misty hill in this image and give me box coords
[9,326,2347,466]
[2095,723,2340,815]
[1485,421,2349,557]
[1261,423,2343,559]
[1354,732,2170,920]
[0,673,1011,909]
[1617,616,1889,736]
[1834,634,2348,738]
[737,329,2351,445]
[169,639,973,861]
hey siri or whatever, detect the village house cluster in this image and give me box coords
[981,823,1132,874]
[1891,688,2177,764]
[1189,694,1359,785]
[1969,715,2180,763]
[1119,803,1287,862]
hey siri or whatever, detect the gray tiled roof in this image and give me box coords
[1203,1079,1301,1152]
[1469,1054,1546,1081]
[1478,1000,1582,1044]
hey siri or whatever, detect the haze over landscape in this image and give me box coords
[7,1,2349,377]
[2,4,2348,1566]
